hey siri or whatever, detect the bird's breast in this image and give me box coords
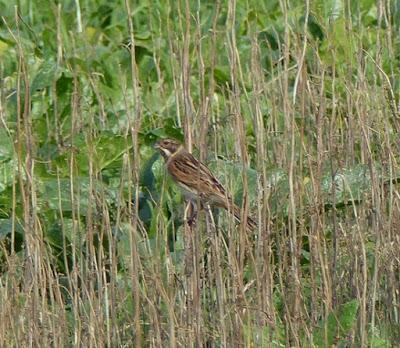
[175,181,201,202]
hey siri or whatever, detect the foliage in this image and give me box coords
[0,0,399,346]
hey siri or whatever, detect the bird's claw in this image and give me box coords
[187,215,197,227]
[187,207,198,227]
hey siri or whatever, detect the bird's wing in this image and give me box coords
[167,151,228,201]
[167,150,257,230]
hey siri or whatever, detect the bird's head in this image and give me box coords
[154,138,183,160]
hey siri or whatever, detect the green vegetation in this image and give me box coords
[1,0,399,346]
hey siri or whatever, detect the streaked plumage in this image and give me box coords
[154,138,257,230]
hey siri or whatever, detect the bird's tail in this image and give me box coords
[231,204,257,230]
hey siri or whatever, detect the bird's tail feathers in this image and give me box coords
[231,204,257,230]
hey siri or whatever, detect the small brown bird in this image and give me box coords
[154,138,257,230]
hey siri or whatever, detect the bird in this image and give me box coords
[154,138,257,230]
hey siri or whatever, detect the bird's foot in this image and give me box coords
[186,201,198,227]
[187,215,197,227]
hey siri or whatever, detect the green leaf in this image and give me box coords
[369,326,393,348]
[208,158,258,205]
[307,14,324,41]
[53,133,131,176]
[0,160,16,193]
[94,133,131,169]
[0,128,13,162]
[214,67,231,88]
[37,177,115,214]
[44,218,85,256]
[140,152,159,193]
[321,165,372,206]
[31,59,59,92]
[313,299,359,347]
[0,218,24,239]
[0,39,9,57]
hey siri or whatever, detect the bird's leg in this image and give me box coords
[204,203,217,229]
[186,201,198,227]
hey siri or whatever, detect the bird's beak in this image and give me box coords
[153,141,160,149]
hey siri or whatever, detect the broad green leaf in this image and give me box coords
[140,152,159,193]
[0,128,13,162]
[0,160,16,193]
[369,326,392,348]
[53,133,131,176]
[313,299,359,347]
[330,0,343,21]
[320,165,372,205]
[0,218,24,239]
[37,177,115,214]
[0,39,9,56]
[208,158,258,205]
[31,59,59,92]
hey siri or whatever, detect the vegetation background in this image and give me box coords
[0,0,399,346]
